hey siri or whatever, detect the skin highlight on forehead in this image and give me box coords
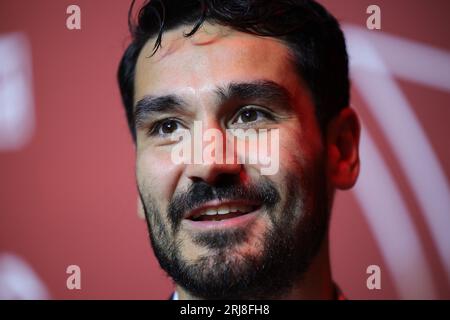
[189,23,235,45]
[139,23,244,62]
[133,23,300,104]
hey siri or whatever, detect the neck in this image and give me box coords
[176,235,334,300]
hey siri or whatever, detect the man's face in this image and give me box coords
[134,24,330,299]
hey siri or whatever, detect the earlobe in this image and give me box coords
[326,107,361,190]
[137,196,146,219]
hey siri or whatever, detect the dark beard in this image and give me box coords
[139,163,329,299]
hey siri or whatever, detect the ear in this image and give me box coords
[326,107,361,190]
[137,196,146,220]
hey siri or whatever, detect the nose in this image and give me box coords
[185,161,243,185]
[184,120,244,185]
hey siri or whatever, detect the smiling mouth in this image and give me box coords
[186,203,260,222]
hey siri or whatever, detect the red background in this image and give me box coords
[0,0,449,299]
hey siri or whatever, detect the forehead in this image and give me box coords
[134,23,303,102]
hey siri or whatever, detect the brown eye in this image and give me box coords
[160,120,179,134]
[240,110,258,122]
[234,107,272,124]
[149,119,185,136]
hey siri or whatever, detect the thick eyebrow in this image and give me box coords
[215,80,292,107]
[134,80,292,128]
[134,95,186,128]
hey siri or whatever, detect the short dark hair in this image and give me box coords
[118,0,350,141]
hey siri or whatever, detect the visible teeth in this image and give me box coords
[191,204,255,219]
[205,208,218,216]
[217,206,230,215]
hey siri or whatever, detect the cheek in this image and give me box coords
[279,125,305,169]
[136,147,183,203]
[278,116,323,167]
[272,123,323,193]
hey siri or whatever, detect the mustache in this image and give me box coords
[167,178,281,232]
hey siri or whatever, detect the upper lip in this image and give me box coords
[184,199,261,220]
